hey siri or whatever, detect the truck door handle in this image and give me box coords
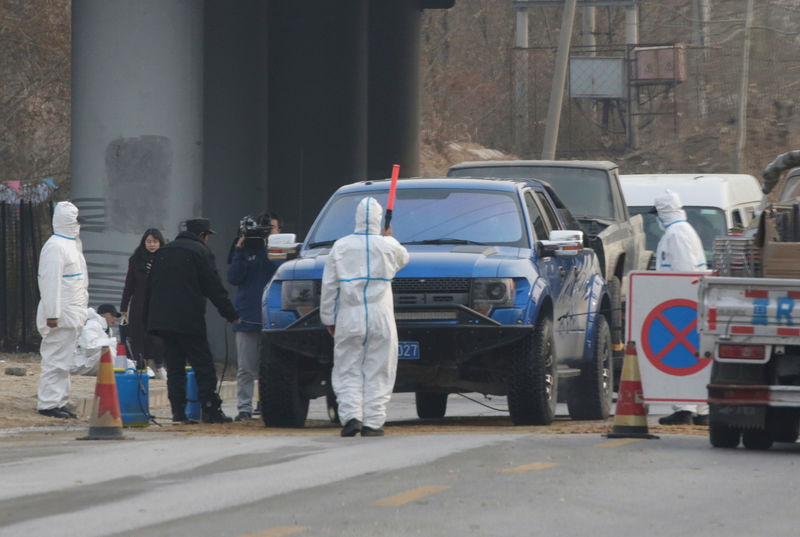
[559,267,566,282]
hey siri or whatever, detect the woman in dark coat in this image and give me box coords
[120,228,166,377]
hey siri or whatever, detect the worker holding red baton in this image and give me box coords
[320,165,409,437]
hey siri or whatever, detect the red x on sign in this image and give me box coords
[640,298,711,377]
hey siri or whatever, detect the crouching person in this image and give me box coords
[71,304,121,376]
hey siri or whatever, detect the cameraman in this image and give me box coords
[227,213,282,420]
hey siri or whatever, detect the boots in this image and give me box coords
[170,401,197,424]
[201,393,232,423]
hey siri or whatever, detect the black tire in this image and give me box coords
[415,392,448,419]
[742,428,773,450]
[709,419,741,448]
[567,315,613,420]
[607,275,623,355]
[260,344,309,428]
[326,392,339,423]
[508,316,557,426]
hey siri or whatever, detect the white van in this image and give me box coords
[619,173,763,266]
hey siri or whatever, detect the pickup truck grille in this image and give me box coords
[392,278,471,306]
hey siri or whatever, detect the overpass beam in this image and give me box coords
[367,1,422,180]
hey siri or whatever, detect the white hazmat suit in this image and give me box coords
[71,308,118,376]
[320,197,409,430]
[36,201,89,411]
[654,189,709,420]
[654,189,708,272]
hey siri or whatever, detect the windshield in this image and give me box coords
[448,166,613,219]
[628,206,726,264]
[307,188,528,248]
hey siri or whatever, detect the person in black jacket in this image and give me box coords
[120,228,166,377]
[147,218,240,423]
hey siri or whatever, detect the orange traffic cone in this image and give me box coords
[606,341,658,439]
[78,346,127,440]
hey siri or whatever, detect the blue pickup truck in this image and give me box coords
[259,177,613,427]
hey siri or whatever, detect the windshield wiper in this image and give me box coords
[402,238,488,246]
[306,240,336,249]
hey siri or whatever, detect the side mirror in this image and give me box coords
[267,233,300,261]
[538,230,584,257]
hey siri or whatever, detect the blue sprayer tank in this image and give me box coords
[185,367,201,421]
[115,368,149,427]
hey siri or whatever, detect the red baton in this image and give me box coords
[385,164,400,230]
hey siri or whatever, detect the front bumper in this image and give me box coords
[263,305,533,394]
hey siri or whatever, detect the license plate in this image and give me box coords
[398,341,420,359]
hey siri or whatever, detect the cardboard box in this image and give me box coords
[762,241,800,279]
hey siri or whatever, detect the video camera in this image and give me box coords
[239,214,273,249]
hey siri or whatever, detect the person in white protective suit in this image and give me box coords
[653,189,710,426]
[36,201,89,419]
[320,197,409,437]
[654,189,708,273]
[70,304,121,377]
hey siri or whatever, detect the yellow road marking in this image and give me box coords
[240,526,310,537]
[498,461,559,474]
[372,485,451,506]
[595,438,643,448]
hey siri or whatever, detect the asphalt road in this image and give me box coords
[1,395,799,537]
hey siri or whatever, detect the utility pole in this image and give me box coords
[582,4,596,51]
[513,7,530,156]
[691,0,710,117]
[735,0,753,173]
[625,2,639,149]
[541,0,578,160]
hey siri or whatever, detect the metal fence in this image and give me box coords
[0,201,52,352]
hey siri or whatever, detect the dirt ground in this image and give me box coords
[0,352,167,429]
[0,351,708,438]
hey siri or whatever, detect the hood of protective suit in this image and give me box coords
[52,201,80,238]
[354,196,383,235]
[654,189,687,229]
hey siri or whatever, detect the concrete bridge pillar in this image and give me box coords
[267,0,369,237]
[71,0,204,304]
[367,2,422,180]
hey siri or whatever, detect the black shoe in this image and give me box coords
[234,411,252,422]
[38,407,76,419]
[202,410,233,424]
[253,402,262,416]
[659,410,693,426]
[692,414,710,426]
[361,426,384,437]
[341,418,362,437]
[201,394,233,423]
[172,413,197,424]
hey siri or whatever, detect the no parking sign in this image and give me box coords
[627,271,712,404]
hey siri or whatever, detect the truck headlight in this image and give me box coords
[281,280,319,316]
[471,278,515,316]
